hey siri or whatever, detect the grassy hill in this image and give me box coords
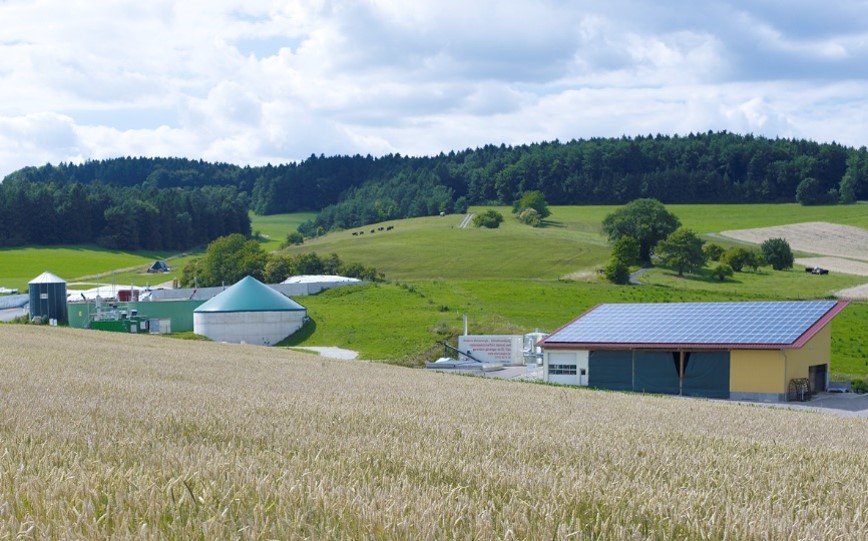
[2,324,867,539]
[270,204,868,376]
[2,203,866,376]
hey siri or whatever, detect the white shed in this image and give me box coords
[193,276,307,346]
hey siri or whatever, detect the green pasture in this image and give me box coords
[0,246,175,292]
[2,204,866,379]
[520,202,868,234]
[0,212,312,291]
[637,266,866,299]
[280,208,610,281]
[251,211,316,250]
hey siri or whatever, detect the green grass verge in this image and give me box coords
[636,266,866,299]
[250,211,317,251]
[0,246,177,292]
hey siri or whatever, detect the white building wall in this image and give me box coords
[194,311,306,346]
[545,350,589,386]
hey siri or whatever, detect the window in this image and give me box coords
[549,364,577,375]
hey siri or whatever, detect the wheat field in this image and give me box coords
[2,325,868,539]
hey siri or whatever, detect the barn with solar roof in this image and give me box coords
[539,300,848,402]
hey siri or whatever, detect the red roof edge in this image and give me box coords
[544,342,800,351]
[789,299,849,348]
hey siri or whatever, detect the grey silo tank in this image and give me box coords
[28,271,68,324]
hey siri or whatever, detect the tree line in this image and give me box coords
[4,131,868,240]
[0,179,250,250]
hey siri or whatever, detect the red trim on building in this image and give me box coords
[540,300,849,351]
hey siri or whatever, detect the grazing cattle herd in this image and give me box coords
[352,225,395,237]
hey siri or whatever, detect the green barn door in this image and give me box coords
[681,351,730,398]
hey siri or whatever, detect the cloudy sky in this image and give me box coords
[1,0,866,178]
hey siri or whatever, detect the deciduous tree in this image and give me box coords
[602,198,680,263]
[761,238,794,270]
[656,228,706,277]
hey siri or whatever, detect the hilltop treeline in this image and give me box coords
[0,179,249,250]
[4,132,868,238]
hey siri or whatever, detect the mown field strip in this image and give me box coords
[2,325,867,539]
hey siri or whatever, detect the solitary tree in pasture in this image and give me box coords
[602,198,680,263]
[761,238,794,270]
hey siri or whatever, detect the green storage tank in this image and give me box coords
[29,272,68,324]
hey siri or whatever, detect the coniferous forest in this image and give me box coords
[2,131,867,249]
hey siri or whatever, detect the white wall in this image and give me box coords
[194,311,306,346]
[545,350,589,386]
[458,335,523,365]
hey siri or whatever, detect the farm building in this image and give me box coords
[67,275,360,334]
[193,276,307,345]
[539,300,848,402]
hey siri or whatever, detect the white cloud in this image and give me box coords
[0,0,867,177]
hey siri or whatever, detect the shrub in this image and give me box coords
[761,238,794,270]
[721,247,753,272]
[518,208,542,227]
[703,243,725,262]
[712,263,734,281]
[282,231,304,247]
[604,259,631,285]
[472,210,504,229]
[852,378,868,394]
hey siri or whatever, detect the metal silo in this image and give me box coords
[28,271,68,324]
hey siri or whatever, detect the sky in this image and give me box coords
[1,0,867,178]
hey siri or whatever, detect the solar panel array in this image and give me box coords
[545,300,838,346]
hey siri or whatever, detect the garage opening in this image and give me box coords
[588,349,730,398]
[634,351,679,394]
[681,351,730,398]
[808,364,827,393]
[588,350,632,391]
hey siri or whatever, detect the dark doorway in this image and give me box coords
[809,364,828,393]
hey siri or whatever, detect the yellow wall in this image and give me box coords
[784,325,831,383]
[731,350,785,394]
[729,325,832,394]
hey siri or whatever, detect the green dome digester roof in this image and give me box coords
[194,276,306,313]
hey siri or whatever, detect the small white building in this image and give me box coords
[193,276,307,346]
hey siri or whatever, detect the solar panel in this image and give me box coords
[545,300,839,346]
